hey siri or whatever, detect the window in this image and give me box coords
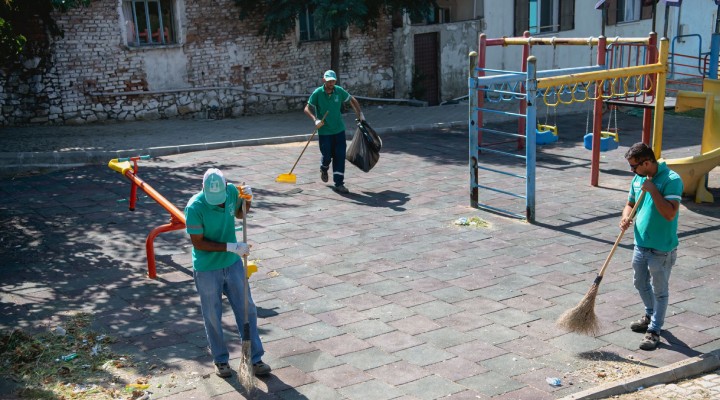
[605,0,653,25]
[514,0,574,36]
[410,6,451,25]
[299,6,329,41]
[123,0,176,46]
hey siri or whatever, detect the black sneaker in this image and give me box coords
[630,315,651,332]
[214,362,232,378]
[333,185,349,194]
[253,361,271,376]
[639,331,660,350]
[320,169,328,183]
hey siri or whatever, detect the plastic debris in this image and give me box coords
[453,216,489,227]
[52,326,66,336]
[61,353,78,361]
[125,383,150,392]
[91,344,101,356]
[546,377,562,387]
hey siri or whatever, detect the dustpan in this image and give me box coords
[276,111,328,183]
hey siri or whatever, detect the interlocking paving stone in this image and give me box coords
[393,343,456,366]
[398,374,466,400]
[338,379,404,400]
[365,360,432,386]
[282,349,344,373]
[308,363,372,390]
[457,371,526,397]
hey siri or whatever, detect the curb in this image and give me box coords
[0,121,468,178]
[559,349,720,400]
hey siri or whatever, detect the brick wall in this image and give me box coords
[0,0,395,126]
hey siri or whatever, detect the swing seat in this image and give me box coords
[536,124,559,145]
[584,129,619,152]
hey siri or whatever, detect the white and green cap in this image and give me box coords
[323,70,337,81]
[202,168,227,205]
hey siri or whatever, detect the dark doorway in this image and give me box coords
[413,32,439,106]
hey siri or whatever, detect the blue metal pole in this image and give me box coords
[710,34,720,79]
[469,51,479,208]
[525,56,537,223]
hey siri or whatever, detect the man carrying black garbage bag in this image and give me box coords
[304,69,365,194]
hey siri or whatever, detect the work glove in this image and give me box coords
[314,119,323,128]
[239,184,252,201]
[227,242,249,256]
[358,112,365,121]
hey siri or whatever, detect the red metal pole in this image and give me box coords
[145,217,185,279]
[591,36,607,187]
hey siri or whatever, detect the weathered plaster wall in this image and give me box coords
[0,0,394,126]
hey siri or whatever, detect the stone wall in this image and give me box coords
[0,0,395,126]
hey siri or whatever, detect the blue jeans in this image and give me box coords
[319,131,346,187]
[632,245,676,333]
[193,260,264,364]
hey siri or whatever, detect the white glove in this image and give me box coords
[359,112,365,121]
[226,242,249,256]
[314,119,322,127]
[240,185,252,200]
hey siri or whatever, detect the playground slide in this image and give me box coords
[664,146,720,203]
[663,83,720,203]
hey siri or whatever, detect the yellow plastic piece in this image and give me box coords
[600,130,619,142]
[246,261,258,278]
[276,173,297,184]
[108,158,133,175]
[537,124,558,136]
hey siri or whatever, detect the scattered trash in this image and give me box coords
[453,216,489,227]
[52,326,66,336]
[125,383,150,392]
[91,344,101,356]
[637,386,644,391]
[267,270,280,278]
[546,377,562,387]
[97,334,106,341]
[61,353,78,361]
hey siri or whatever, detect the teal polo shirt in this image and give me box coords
[185,183,244,272]
[308,85,351,135]
[628,161,683,252]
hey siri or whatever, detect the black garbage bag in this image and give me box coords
[346,120,382,172]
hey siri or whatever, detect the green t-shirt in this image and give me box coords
[308,85,351,135]
[628,161,683,252]
[185,183,243,271]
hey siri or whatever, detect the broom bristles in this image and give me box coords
[238,340,255,391]
[556,283,601,336]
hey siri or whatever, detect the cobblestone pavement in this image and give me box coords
[1,106,719,399]
[608,368,720,399]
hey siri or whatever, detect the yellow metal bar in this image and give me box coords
[651,38,669,158]
[499,37,650,46]
[537,63,664,89]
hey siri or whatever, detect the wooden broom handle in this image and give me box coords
[288,111,329,175]
[597,190,646,278]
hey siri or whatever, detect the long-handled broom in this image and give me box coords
[276,111,329,184]
[237,187,255,391]
[556,190,645,336]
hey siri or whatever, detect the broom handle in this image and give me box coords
[597,190,646,278]
[240,185,250,341]
[287,111,329,175]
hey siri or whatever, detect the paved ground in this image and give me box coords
[1,104,719,399]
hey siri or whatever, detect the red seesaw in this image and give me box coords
[108,156,185,279]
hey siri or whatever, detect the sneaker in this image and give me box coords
[630,315,651,332]
[214,362,232,378]
[320,168,328,183]
[253,361,271,376]
[639,331,660,350]
[333,185,349,194]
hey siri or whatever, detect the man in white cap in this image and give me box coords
[304,69,365,194]
[184,168,271,378]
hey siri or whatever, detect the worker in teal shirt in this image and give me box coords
[304,70,364,194]
[620,142,683,351]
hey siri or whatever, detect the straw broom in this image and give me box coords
[556,191,645,336]
[237,188,255,391]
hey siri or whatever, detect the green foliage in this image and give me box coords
[234,0,437,42]
[0,0,92,67]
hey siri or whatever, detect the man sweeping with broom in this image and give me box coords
[185,168,271,384]
[620,143,682,350]
[557,143,682,351]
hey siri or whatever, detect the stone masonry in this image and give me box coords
[0,0,395,126]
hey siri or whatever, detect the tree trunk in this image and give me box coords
[330,27,341,75]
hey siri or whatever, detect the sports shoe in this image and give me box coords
[639,331,660,350]
[333,185,349,194]
[320,168,328,183]
[214,362,232,378]
[253,361,271,376]
[630,315,651,332]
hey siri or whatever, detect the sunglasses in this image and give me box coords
[629,159,647,171]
